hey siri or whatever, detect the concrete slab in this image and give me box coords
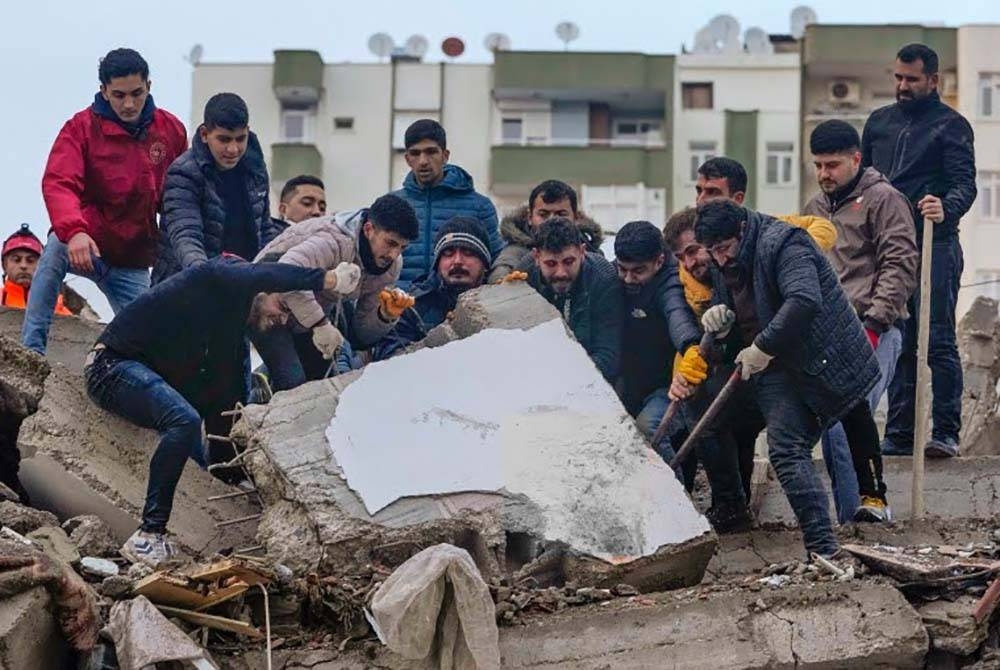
[0,306,104,372]
[0,587,69,670]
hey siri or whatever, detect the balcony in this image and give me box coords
[802,25,956,72]
[270,143,322,184]
[273,50,323,105]
[491,145,670,192]
[494,51,673,93]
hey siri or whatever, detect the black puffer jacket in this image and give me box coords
[861,91,976,240]
[712,210,880,425]
[151,130,270,283]
[260,217,290,248]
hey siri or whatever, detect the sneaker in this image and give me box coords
[120,529,178,568]
[880,438,912,456]
[854,496,892,523]
[925,437,959,459]
[706,501,753,534]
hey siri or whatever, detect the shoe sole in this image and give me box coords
[925,446,958,459]
[853,509,888,523]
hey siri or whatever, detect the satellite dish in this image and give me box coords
[484,32,512,52]
[692,26,716,54]
[790,5,818,39]
[367,32,395,61]
[744,27,774,54]
[405,34,429,59]
[707,14,741,53]
[441,36,465,58]
[185,44,203,65]
[555,21,580,50]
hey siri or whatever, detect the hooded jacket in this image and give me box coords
[254,210,402,348]
[862,91,977,240]
[42,99,187,268]
[151,130,270,283]
[487,205,605,283]
[803,167,918,332]
[391,164,502,285]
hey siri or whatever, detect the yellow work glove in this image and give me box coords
[378,288,416,320]
[496,270,528,284]
[676,345,709,385]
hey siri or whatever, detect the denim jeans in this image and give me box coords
[822,326,902,522]
[85,350,204,534]
[755,368,838,556]
[22,233,149,353]
[251,326,357,392]
[886,236,964,449]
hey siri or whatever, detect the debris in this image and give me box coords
[810,552,847,579]
[80,556,119,579]
[99,575,133,599]
[0,483,19,503]
[919,595,989,656]
[133,557,271,611]
[154,605,264,639]
[959,297,1000,456]
[758,574,791,589]
[108,596,220,669]
[63,514,118,558]
[0,500,58,535]
[973,577,1000,623]
[26,526,80,566]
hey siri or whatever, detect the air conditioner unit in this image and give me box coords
[828,79,861,106]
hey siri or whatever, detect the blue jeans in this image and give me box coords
[85,350,205,534]
[635,388,691,483]
[886,236,964,450]
[21,233,150,353]
[755,369,837,556]
[251,326,357,392]
[822,326,902,522]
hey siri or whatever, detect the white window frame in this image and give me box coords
[978,170,1000,221]
[501,116,524,144]
[688,141,717,183]
[612,119,664,146]
[765,142,796,186]
[280,108,315,143]
[979,73,1000,118]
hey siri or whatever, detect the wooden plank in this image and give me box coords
[134,573,208,609]
[188,559,271,587]
[156,605,264,639]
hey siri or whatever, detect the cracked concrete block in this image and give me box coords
[959,297,1000,456]
[0,587,69,670]
[919,596,988,656]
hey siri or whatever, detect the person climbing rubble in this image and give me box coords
[83,256,344,567]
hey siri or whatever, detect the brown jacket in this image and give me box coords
[803,167,917,331]
[487,206,604,283]
[254,210,401,347]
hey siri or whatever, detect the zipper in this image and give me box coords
[887,116,912,182]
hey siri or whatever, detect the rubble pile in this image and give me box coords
[960,296,1000,456]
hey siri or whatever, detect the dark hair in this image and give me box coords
[695,200,745,246]
[404,119,447,150]
[897,43,939,75]
[810,120,861,156]
[280,175,325,202]
[698,157,748,196]
[662,207,698,252]
[534,217,583,253]
[203,93,249,131]
[99,48,149,84]
[368,194,419,241]
[528,180,578,215]
[615,221,665,263]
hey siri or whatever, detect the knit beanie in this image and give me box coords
[433,216,492,269]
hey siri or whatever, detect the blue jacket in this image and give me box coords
[391,164,503,286]
[151,131,270,284]
[712,210,880,425]
[370,273,458,361]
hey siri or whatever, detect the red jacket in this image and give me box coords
[42,107,187,268]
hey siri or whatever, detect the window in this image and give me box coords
[682,82,714,110]
[392,112,439,149]
[973,271,1000,302]
[978,170,1000,221]
[613,119,663,145]
[280,107,315,143]
[333,117,354,130]
[979,74,1000,118]
[501,117,524,144]
[688,141,717,182]
[765,142,795,185]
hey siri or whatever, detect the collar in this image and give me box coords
[91,92,156,138]
[826,168,865,211]
[358,225,392,276]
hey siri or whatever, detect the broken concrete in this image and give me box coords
[63,515,118,558]
[919,596,989,656]
[0,587,70,669]
[234,283,716,590]
[0,501,58,535]
[960,297,1000,456]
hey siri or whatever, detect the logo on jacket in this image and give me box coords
[631,308,648,319]
[852,195,864,211]
[149,141,167,165]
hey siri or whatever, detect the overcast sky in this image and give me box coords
[2,0,996,318]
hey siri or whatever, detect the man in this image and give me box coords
[682,199,881,556]
[613,221,705,455]
[23,48,187,354]
[84,257,342,566]
[521,217,623,383]
[261,175,326,247]
[488,180,603,282]
[152,93,270,283]
[2,224,71,315]
[373,216,491,360]
[804,120,918,522]
[862,43,977,458]
[392,119,503,285]
[252,194,419,391]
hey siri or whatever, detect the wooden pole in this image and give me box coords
[911,216,934,520]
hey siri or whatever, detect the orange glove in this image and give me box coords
[676,345,708,385]
[497,270,528,284]
[379,288,415,320]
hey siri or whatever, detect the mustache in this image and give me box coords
[447,266,470,276]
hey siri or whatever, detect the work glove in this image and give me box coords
[330,262,362,296]
[497,270,528,284]
[735,343,774,380]
[311,322,344,360]
[378,288,416,321]
[676,345,709,385]
[702,305,736,338]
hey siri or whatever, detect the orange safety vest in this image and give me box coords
[0,279,72,315]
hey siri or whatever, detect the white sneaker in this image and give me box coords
[120,529,178,568]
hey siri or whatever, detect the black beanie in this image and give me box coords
[433,216,492,268]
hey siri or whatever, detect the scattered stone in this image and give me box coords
[576,587,613,602]
[80,556,119,578]
[126,562,154,581]
[0,500,58,535]
[26,526,80,565]
[62,515,118,558]
[919,595,989,656]
[99,575,133,599]
[611,583,639,597]
[0,483,20,503]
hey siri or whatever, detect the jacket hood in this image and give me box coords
[852,167,892,199]
[402,163,475,194]
[192,128,266,176]
[91,92,156,138]
[499,205,604,252]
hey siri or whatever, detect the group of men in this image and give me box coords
[0,40,975,565]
